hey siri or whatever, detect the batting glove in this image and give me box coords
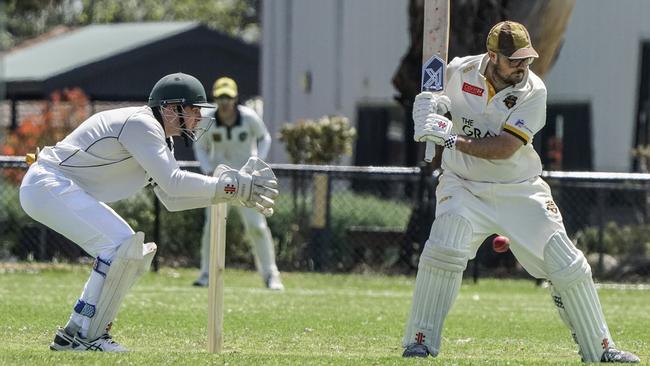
[412,92,451,127]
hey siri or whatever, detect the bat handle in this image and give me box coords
[424,140,436,162]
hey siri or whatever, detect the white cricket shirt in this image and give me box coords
[442,54,547,183]
[36,106,219,203]
[194,105,271,173]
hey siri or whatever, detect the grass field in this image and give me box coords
[0,264,648,365]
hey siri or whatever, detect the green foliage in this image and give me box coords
[278,115,357,164]
[3,176,406,271]
[1,88,89,185]
[0,177,28,258]
[268,188,410,270]
[109,190,253,268]
[2,0,260,49]
[573,221,650,256]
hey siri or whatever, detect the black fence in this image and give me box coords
[2,156,649,280]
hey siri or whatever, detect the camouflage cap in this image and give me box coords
[486,21,539,59]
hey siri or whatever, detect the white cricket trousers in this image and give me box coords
[19,162,135,334]
[20,162,134,259]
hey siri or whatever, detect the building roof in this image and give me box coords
[6,22,198,82]
[3,22,259,101]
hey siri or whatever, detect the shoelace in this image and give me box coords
[101,334,118,344]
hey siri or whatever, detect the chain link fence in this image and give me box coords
[2,156,649,280]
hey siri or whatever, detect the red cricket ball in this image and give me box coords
[492,235,510,253]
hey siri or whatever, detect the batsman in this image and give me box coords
[19,73,279,352]
[402,21,640,363]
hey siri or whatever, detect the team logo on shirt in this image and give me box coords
[212,133,222,142]
[239,132,248,142]
[503,95,518,109]
[462,65,476,73]
[462,82,484,96]
[545,200,559,214]
[461,117,496,138]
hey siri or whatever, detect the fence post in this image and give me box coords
[596,189,605,277]
[152,193,160,272]
[308,173,331,271]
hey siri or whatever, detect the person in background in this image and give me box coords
[193,77,284,290]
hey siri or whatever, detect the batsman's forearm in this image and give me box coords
[454,134,519,160]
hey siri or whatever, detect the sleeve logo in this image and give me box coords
[462,82,484,96]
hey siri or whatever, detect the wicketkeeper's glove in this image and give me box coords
[212,157,279,217]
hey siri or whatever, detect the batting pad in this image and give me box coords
[544,232,613,362]
[85,232,157,340]
[403,215,471,356]
[549,284,580,347]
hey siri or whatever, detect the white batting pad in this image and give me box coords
[403,214,471,356]
[549,284,580,347]
[85,232,157,340]
[544,232,613,362]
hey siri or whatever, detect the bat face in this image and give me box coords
[421,54,446,92]
[421,0,450,162]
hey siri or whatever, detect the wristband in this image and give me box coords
[444,134,457,150]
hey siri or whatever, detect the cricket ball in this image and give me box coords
[492,235,510,253]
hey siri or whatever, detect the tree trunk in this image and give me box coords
[393,0,576,167]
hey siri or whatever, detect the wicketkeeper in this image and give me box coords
[193,77,284,290]
[19,72,279,352]
[402,21,639,363]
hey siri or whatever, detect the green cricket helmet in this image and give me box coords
[148,72,215,108]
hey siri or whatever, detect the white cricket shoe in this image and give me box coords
[265,273,285,291]
[49,327,80,351]
[73,333,128,352]
[193,272,209,287]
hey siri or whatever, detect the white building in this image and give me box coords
[262,0,650,172]
[262,0,409,164]
[544,0,650,172]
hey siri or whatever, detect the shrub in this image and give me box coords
[0,88,89,185]
[268,189,411,271]
[573,221,649,256]
[278,115,356,164]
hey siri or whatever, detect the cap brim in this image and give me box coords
[192,102,216,108]
[213,89,237,98]
[508,47,539,59]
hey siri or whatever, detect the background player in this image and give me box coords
[193,77,283,290]
[19,72,278,351]
[401,21,640,363]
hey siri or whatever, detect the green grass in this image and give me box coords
[0,264,648,365]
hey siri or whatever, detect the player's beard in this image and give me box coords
[493,64,526,86]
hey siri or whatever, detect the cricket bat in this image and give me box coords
[421,0,450,162]
[207,201,227,353]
